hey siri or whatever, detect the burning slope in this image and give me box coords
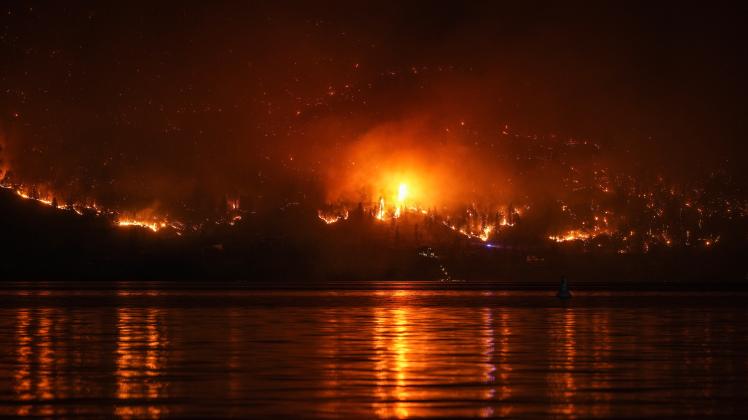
[0,181,182,234]
[314,122,745,252]
[322,121,515,211]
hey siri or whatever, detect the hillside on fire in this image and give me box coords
[1,186,744,285]
[1,2,747,286]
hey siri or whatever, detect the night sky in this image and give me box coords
[1,2,747,214]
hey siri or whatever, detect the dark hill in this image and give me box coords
[1,188,746,287]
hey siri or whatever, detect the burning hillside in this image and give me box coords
[0,180,183,234]
[2,116,745,255]
[314,121,745,254]
[0,2,745,265]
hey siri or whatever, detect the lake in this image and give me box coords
[0,283,746,418]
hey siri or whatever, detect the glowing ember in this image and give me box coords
[548,229,608,243]
[393,183,408,218]
[479,225,493,242]
[2,181,186,234]
[376,197,386,221]
[317,209,349,225]
[116,219,167,232]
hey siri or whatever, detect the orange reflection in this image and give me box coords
[227,307,242,405]
[590,312,612,417]
[317,308,346,417]
[495,309,513,417]
[371,291,504,418]
[13,308,60,416]
[13,309,32,416]
[37,309,55,404]
[548,309,578,417]
[373,306,412,419]
[478,307,496,418]
[115,307,168,419]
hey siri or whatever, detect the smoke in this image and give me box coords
[0,132,7,182]
[322,117,515,209]
[0,2,745,216]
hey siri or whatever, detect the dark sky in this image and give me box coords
[1,1,746,211]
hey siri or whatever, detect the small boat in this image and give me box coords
[556,276,572,299]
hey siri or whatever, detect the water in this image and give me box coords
[0,284,747,418]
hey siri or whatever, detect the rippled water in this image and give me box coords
[0,285,747,418]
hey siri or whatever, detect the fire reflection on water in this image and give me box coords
[480,307,497,418]
[115,307,168,419]
[373,306,412,419]
[13,308,59,416]
[590,312,612,417]
[2,290,745,418]
[495,308,513,417]
[14,309,33,416]
[548,309,578,417]
[371,291,503,418]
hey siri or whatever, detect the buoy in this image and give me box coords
[557,276,572,299]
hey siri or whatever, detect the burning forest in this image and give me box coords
[0,2,746,282]
[2,118,744,257]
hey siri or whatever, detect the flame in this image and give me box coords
[548,229,609,243]
[8,186,62,209]
[479,225,493,242]
[2,181,186,234]
[376,197,386,221]
[317,209,348,225]
[397,183,408,203]
[117,219,167,232]
[373,182,413,220]
[393,183,408,218]
[548,230,591,242]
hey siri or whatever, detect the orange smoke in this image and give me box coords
[323,119,512,210]
[0,132,7,182]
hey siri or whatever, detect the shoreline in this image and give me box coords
[1,279,747,292]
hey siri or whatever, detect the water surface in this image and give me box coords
[0,285,746,418]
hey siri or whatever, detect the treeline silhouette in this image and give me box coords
[1,189,745,287]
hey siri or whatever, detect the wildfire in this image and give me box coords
[479,225,493,242]
[116,219,166,232]
[317,209,349,225]
[548,229,609,243]
[549,230,592,242]
[115,215,185,233]
[397,182,408,203]
[373,182,414,220]
[5,185,65,210]
[441,221,495,242]
[499,217,513,227]
[376,197,386,220]
[2,181,185,234]
[393,182,408,218]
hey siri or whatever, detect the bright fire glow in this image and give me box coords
[393,183,408,218]
[376,197,386,221]
[548,229,609,243]
[397,183,408,203]
[2,181,184,234]
[117,219,166,232]
[479,225,493,242]
[317,209,349,225]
